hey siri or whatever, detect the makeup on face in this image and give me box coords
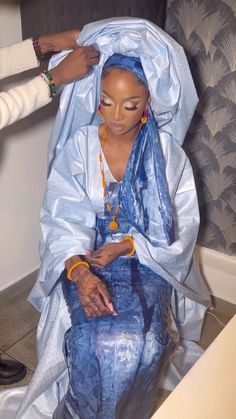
[100,68,149,136]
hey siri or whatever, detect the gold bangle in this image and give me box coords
[121,236,135,257]
[67,260,90,280]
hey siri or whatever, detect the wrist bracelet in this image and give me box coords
[32,36,43,61]
[41,70,59,98]
[67,260,90,281]
[121,236,135,257]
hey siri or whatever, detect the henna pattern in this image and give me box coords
[75,272,113,317]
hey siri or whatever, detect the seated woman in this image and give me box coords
[51,53,174,418]
[10,18,210,419]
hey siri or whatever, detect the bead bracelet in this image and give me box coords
[32,36,43,61]
[41,70,59,98]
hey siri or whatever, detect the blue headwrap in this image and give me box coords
[102,54,175,246]
[103,53,148,86]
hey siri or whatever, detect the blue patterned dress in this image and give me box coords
[53,182,173,419]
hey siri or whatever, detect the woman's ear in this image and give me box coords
[144,95,151,109]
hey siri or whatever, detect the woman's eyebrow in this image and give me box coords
[102,90,142,100]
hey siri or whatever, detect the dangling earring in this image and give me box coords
[98,104,103,118]
[141,108,148,124]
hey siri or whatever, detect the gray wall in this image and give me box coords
[166,0,236,255]
[20,0,167,38]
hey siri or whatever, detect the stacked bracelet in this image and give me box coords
[32,36,43,61]
[67,260,90,281]
[121,236,135,257]
[41,71,59,98]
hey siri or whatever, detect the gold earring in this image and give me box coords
[98,104,103,118]
[141,109,148,124]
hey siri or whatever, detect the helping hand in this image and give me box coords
[51,46,100,86]
[39,29,81,52]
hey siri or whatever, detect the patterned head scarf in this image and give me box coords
[101,53,175,246]
[102,53,148,86]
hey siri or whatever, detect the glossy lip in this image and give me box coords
[109,123,126,132]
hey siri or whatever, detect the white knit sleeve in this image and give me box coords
[0,75,52,129]
[0,39,39,80]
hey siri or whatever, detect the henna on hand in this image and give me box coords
[85,241,132,268]
[74,270,116,317]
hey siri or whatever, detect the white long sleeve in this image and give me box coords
[0,39,51,129]
[0,39,38,79]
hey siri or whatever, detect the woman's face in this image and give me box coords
[100,68,149,136]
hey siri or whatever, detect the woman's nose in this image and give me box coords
[114,105,123,121]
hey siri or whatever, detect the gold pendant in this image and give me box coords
[109,220,119,230]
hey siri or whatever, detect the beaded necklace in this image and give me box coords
[99,124,120,231]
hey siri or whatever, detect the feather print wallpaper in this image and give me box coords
[165,0,236,255]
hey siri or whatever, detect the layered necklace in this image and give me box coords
[99,124,120,231]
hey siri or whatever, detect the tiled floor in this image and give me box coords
[0,278,235,407]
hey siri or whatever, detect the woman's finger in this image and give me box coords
[98,285,117,315]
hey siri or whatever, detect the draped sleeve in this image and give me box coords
[29,127,97,309]
[129,132,204,301]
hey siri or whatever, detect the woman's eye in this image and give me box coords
[125,105,138,111]
[101,99,112,107]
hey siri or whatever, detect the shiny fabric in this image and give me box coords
[102,53,175,246]
[56,262,172,419]
[103,53,148,86]
[12,119,210,417]
[47,17,199,169]
[30,125,210,309]
[0,17,211,418]
[120,115,175,246]
[53,199,172,418]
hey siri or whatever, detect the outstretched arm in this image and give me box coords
[0,29,81,80]
[0,31,99,129]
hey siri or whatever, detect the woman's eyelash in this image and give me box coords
[101,99,138,111]
[101,99,111,106]
[125,106,138,111]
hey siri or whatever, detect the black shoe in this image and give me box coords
[0,359,27,385]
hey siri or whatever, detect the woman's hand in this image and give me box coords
[51,47,100,86]
[74,269,116,317]
[85,241,133,268]
[38,29,81,53]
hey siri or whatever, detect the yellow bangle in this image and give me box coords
[67,260,90,280]
[121,236,135,257]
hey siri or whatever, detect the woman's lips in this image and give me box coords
[110,123,125,132]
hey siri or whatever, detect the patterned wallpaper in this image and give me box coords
[165,0,236,256]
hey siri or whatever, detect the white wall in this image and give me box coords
[0,1,55,291]
[197,246,236,305]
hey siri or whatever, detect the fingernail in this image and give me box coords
[112,311,118,316]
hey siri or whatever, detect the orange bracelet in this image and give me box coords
[67,260,90,280]
[121,236,135,257]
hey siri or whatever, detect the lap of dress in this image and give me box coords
[56,257,173,419]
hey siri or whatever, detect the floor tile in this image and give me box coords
[211,296,236,318]
[0,353,33,390]
[0,288,39,352]
[6,329,37,372]
[200,308,232,349]
[156,389,171,409]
